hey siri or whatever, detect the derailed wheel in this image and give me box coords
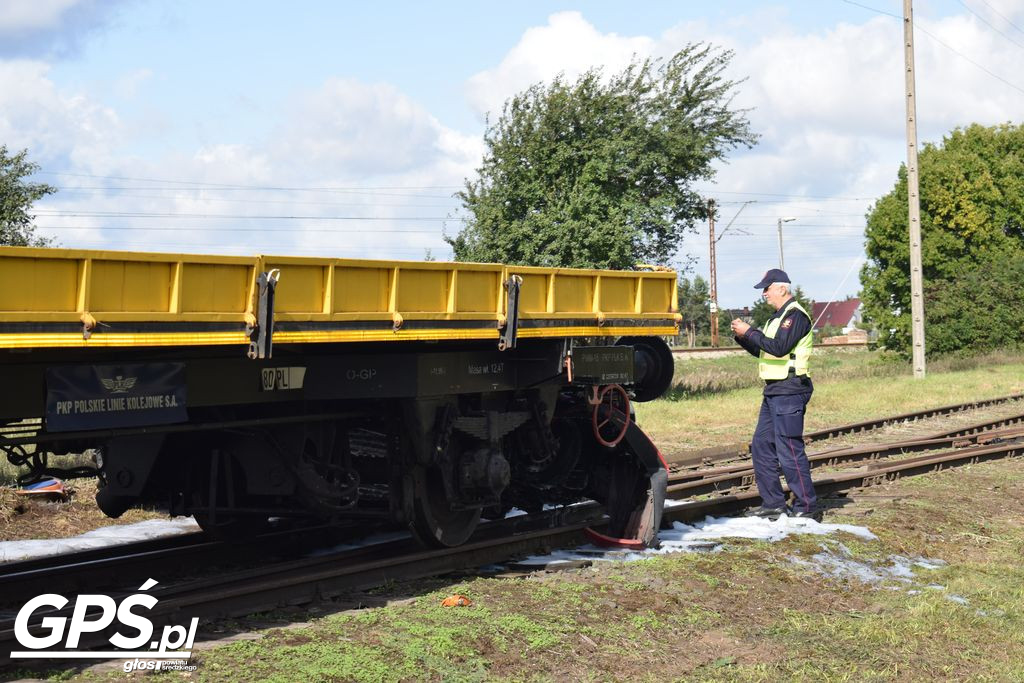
[409,465,481,548]
[189,448,268,542]
[585,421,668,549]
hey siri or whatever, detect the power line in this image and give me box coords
[34,211,465,222]
[39,237,447,253]
[840,0,1024,95]
[958,0,1024,50]
[37,170,462,192]
[840,0,901,20]
[975,0,1024,36]
[51,189,457,209]
[37,225,450,234]
[707,189,875,200]
[913,21,1024,95]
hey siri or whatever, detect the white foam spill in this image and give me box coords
[0,517,201,564]
[514,513,877,566]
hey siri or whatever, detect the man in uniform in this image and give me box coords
[730,269,820,521]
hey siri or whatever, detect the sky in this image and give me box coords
[3,0,1023,308]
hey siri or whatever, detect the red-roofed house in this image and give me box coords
[811,298,863,334]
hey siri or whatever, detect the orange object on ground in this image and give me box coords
[15,478,69,501]
[440,594,472,607]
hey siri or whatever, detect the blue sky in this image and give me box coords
[3,0,1022,307]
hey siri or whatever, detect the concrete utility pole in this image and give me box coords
[904,0,927,378]
[776,217,795,270]
[708,199,719,347]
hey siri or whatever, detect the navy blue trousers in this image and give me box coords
[751,393,817,513]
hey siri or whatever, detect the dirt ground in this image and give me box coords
[0,479,165,542]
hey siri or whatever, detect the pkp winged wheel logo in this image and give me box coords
[101,375,138,394]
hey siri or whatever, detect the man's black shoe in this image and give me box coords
[744,506,786,521]
[789,509,823,522]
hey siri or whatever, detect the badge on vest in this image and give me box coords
[781,318,793,329]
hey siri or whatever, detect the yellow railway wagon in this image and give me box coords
[0,245,678,550]
[0,247,680,350]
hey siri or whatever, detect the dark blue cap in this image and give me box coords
[754,268,791,289]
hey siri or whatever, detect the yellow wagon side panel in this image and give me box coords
[454,270,500,313]
[180,263,251,313]
[599,276,637,313]
[0,256,79,312]
[266,263,325,315]
[551,275,594,314]
[396,268,449,313]
[640,278,673,314]
[333,266,390,313]
[90,260,172,313]
[516,273,550,314]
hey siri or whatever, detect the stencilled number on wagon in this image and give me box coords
[260,367,306,391]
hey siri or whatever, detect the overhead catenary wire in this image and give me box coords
[840,0,1024,95]
[36,170,462,192]
[975,0,1024,36]
[958,0,1024,50]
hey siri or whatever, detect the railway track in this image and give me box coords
[674,393,1024,466]
[3,395,1023,665]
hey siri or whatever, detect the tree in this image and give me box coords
[447,44,757,269]
[750,285,813,328]
[1,146,56,247]
[677,275,711,347]
[860,124,1024,356]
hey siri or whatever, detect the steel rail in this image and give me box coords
[668,419,1024,489]
[670,394,1024,467]
[667,431,1024,499]
[661,437,1024,520]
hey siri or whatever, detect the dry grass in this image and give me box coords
[638,349,1024,457]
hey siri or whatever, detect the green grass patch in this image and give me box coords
[639,349,1024,453]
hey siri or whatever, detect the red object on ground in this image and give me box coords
[583,526,647,551]
[15,477,69,501]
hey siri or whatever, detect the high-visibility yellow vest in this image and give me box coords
[758,299,813,380]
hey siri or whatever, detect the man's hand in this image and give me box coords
[731,318,751,336]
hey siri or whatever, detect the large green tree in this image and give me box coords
[1,146,55,247]
[860,123,1024,356]
[677,275,711,347]
[447,44,757,269]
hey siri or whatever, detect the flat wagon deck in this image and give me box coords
[0,247,679,350]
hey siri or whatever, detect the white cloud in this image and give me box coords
[12,69,480,260]
[0,0,83,32]
[0,59,121,164]
[0,0,124,57]
[464,11,656,119]
[270,78,472,178]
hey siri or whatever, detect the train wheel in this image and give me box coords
[409,465,481,548]
[190,449,268,542]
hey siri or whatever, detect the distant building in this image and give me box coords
[811,298,863,334]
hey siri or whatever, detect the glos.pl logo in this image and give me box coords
[10,579,198,664]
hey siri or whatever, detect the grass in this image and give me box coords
[638,348,1024,455]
